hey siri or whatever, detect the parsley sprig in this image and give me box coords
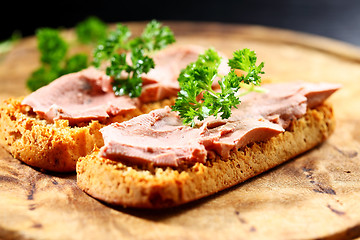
[93,20,175,98]
[172,48,265,127]
[76,16,108,44]
[27,28,89,91]
[26,17,108,91]
[228,48,265,86]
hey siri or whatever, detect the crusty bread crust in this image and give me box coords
[76,104,335,208]
[0,97,175,172]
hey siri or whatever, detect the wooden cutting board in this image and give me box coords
[1,22,360,240]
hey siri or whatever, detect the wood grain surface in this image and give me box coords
[1,22,360,240]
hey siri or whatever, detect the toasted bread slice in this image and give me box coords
[76,104,335,208]
[0,97,175,172]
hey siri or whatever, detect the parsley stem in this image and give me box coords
[236,83,267,97]
[206,87,219,99]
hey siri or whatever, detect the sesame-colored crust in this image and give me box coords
[76,104,335,208]
[0,97,175,172]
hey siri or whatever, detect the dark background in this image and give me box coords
[2,0,360,46]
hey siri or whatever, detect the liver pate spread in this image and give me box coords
[22,67,138,125]
[22,45,213,124]
[99,82,340,167]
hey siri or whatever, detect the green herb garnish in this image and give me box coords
[92,24,131,68]
[27,28,89,91]
[61,53,88,75]
[228,48,265,86]
[76,16,108,44]
[37,28,68,67]
[172,48,265,127]
[92,20,175,98]
[129,20,176,52]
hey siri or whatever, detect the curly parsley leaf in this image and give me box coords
[92,24,131,68]
[93,20,175,98]
[61,53,88,75]
[130,20,176,52]
[172,48,265,127]
[37,28,68,67]
[76,16,108,44]
[107,48,155,97]
[228,48,264,85]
